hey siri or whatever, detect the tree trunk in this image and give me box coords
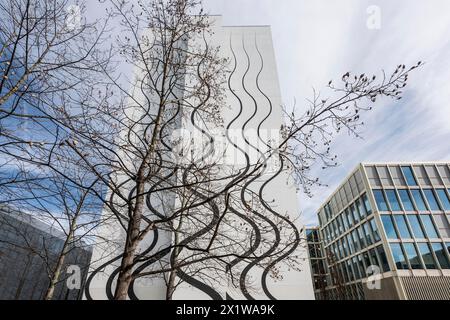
[113,238,139,300]
[113,185,146,300]
[44,219,76,300]
[166,269,177,300]
[44,250,67,300]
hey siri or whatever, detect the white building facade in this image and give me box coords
[84,16,314,301]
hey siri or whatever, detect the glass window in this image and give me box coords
[398,190,415,211]
[393,215,412,239]
[352,257,361,280]
[336,216,343,234]
[433,214,450,238]
[342,237,348,257]
[357,198,366,219]
[352,230,361,251]
[407,215,426,239]
[347,259,354,281]
[362,193,372,215]
[385,190,401,211]
[342,262,349,283]
[390,243,409,269]
[376,246,391,272]
[350,204,359,224]
[401,166,417,186]
[420,215,439,238]
[418,243,438,269]
[423,189,442,211]
[436,189,450,211]
[369,248,380,269]
[342,213,349,231]
[403,243,423,269]
[431,243,450,269]
[447,242,450,257]
[358,226,366,249]
[370,219,381,242]
[373,190,388,211]
[345,208,353,227]
[381,215,398,239]
[363,222,373,245]
[347,234,355,254]
[357,255,366,278]
[363,251,372,271]
[411,190,428,211]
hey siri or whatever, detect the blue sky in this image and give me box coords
[83,0,450,226]
[203,0,450,226]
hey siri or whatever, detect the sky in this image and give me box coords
[203,0,450,226]
[83,0,450,226]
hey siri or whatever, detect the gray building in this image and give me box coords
[305,227,329,300]
[0,207,92,300]
[308,162,450,300]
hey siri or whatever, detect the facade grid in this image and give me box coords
[308,162,450,300]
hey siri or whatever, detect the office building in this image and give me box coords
[0,206,92,300]
[309,162,450,300]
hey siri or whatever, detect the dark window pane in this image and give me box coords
[407,215,426,238]
[431,243,450,269]
[401,166,417,186]
[376,246,390,272]
[381,215,398,239]
[352,257,361,280]
[350,204,359,224]
[369,248,380,269]
[342,237,348,256]
[358,226,366,249]
[363,193,372,215]
[423,189,441,211]
[411,190,428,211]
[436,189,450,211]
[418,243,437,269]
[390,243,409,269]
[420,215,439,238]
[393,215,412,239]
[357,198,366,219]
[346,208,353,227]
[352,230,361,251]
[374,190,388,211]
[347,259,354,281]
[342,213,348,231]
[363,252,371,271]
[363,222,373,245]
[347,234,355,254]
[398,190,415,211]
[359,255,367,278]
[403,243,422,269]
[385,190,401,211]
[370,219,381,242]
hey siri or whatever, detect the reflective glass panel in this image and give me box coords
[390,243,409,269]
[418,243,437,269]
[381,215,398,239]
[386,190,401,211]
[398,189,415,211]
[373,190,388,211]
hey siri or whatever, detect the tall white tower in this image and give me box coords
[84,16,314,301]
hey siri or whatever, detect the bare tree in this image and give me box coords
[0,0,110,180]
[0,158,106,300]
